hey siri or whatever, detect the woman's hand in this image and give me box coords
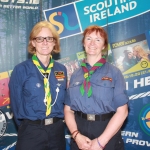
[89,138,103,150]
[75,133,92,150]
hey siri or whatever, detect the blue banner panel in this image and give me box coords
[75,0,149,30]
[43,3,81,39]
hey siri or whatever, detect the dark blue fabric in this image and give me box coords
[9,58,67,126]
[16,120,66,150]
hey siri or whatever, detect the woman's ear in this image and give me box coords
[31,40,35,47]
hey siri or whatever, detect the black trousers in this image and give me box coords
[70,114,124,150]
[16,119,66,150]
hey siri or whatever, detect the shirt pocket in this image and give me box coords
[91,79,115,102]
[69,80,83,99]
[23,79,41,97]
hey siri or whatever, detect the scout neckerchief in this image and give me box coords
[32,54,54,116]
[80,55,106,97]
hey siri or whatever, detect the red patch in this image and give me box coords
[58,12,62,16]
[101,77,112,82]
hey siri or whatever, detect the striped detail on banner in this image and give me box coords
[2,142,16,150]
[129,91,150,100]
[3,133,17,136]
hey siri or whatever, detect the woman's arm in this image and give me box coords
[99,104,128,144]
[90,104,128,150]
[9,67,23,126]
[64,105,92,149]
[64,105,77,133]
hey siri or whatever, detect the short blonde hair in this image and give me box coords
[28,21,60,54]
[133,45,149,61]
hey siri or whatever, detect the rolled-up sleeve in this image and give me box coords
[113,69,129,109]
[64,87,72,107]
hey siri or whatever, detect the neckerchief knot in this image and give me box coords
[80,55,106,97]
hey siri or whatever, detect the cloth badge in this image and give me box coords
[57,83,61,87]
[102,76,112,82]
[36,83,41,88]
[75,82,80,85]
[54,71,65,80]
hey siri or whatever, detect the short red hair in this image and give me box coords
[82,25,108,51]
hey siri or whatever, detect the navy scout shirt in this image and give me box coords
[65,62,128,114]
[9,58,67,126]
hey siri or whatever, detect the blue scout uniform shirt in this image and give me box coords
[65,62,128,114]
[9,58,67,126]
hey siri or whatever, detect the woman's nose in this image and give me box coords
[90,39,95,45]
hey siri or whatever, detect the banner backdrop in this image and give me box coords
[0,0,150,150]
[0,0,41,149]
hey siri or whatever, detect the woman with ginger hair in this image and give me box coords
[64,25,128,150]
[133,45,150,62]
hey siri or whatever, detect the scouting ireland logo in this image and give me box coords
[139,104,150,136]
[43,3,81,39]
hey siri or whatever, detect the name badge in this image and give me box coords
[102,76,112,82]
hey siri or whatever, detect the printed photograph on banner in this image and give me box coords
[106,44,115,65]
[110,32,150,74]
[43,3,81,39]
[76,51,86,65]
[0,71,10,107]
[57,53,80,86]
[107,49,113,64]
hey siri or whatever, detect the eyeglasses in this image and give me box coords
[34,37,55,43]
